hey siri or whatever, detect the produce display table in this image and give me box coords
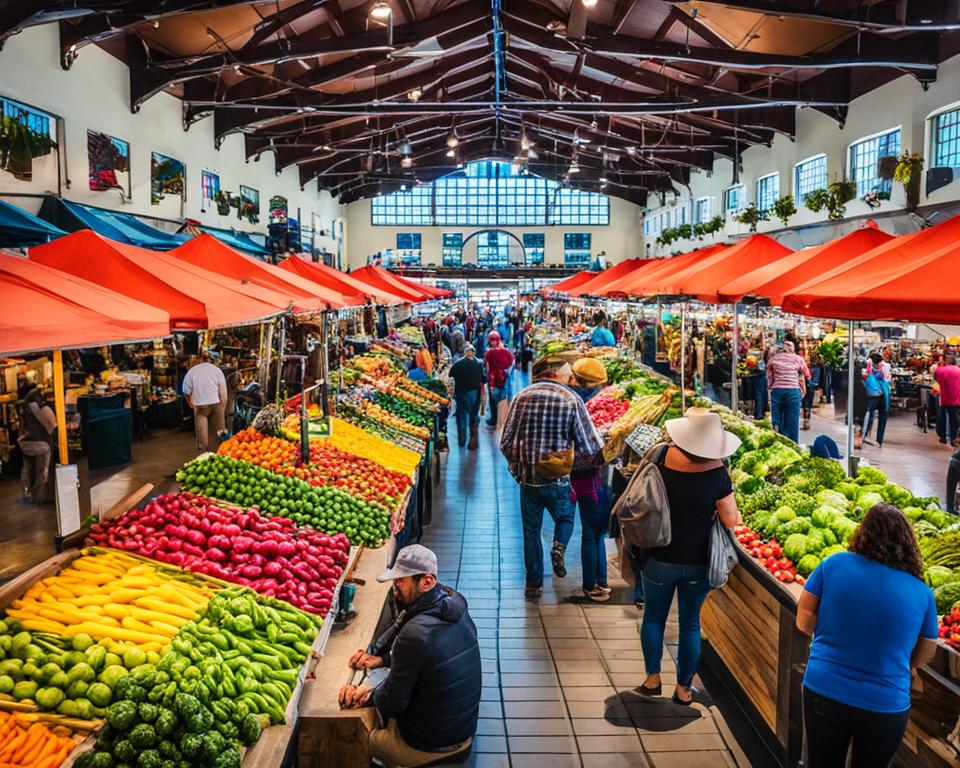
[701,551,960,768]
[297,544,395,768]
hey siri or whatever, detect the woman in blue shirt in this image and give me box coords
[797,503,939,767]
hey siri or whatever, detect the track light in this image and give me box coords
[401,156,413,168]
[370,1,392,19]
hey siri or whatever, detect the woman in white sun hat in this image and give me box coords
[637,407,741,705]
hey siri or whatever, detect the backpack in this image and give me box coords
[610,442,671,549]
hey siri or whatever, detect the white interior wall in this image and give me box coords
[343,195,644,269]
[643,53,960,256]
[0,25,342,253]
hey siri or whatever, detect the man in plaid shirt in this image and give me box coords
[500,357,603,598]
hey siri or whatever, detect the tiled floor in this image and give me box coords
[424,395,753,768]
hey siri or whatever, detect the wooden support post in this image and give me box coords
[52,350,68,465]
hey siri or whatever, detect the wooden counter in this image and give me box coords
[700,551,960,767]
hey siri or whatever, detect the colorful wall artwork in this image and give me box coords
[150,151,185,204]
[239,185,260,224]
[87,130,130,194]
[201,170,220,210]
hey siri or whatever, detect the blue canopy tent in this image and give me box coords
[38,196,186,250]
[0,198,65,248]
[196,226,270,257]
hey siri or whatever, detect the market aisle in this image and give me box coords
[420,385,755,768]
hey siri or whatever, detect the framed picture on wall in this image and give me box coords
[150,151,186,205]
[87,130,130,196]
[239,185,259,224]
[201,170,220,211]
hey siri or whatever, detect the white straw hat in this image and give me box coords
[664,407,741,460]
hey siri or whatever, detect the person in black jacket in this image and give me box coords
[338,545,481,767]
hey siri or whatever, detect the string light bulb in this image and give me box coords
[401,156,413,168]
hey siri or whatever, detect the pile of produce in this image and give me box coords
[177,454,391,547]
[334,406,427,454]
[220,428,411,508]
[322,417,421,475]
[87,492,349,616]
[0,712,81,767]
[350,356,395,378]
[602,391,677,461]
[586,390,630,430]
[395,377,449,405]
[366,400,432,439]
[734,525,801,584]
[5,550,211,652]
[937,604,960,649]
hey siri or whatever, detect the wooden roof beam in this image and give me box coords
[694,0,960,31]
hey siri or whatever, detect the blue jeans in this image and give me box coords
[576,477,609,591]
[641,558,712,687]
[863,394,887,445]
[519,481,575,587]
[454,390,480,446]
[770,387,802,443]
[751,374,768,419]
[487,386,506,427]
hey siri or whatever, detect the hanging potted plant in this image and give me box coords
[804,181,856,221]
[894,150,924,211]
[772,194,796,227]
[734,203,768,232]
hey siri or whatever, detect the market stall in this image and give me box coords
[277,258,400,305]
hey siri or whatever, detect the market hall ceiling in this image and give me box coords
[4,1,960,205]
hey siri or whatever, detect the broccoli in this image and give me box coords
[797,554,821,577]
[157,741,181,760]
[741,484,784,515]
[160,761,176,768]
[185,706,214,734]
[200,732,227,764]
[238,713,266,745]
[129,723,158,750]
[90,753,114,768]
[214,719,239,741]
[113,739,137,764]
[74,753,96,768]
[136,749,162,768]
[783,533,812,563]
[779,491,816,517]
[934,582,960,613]
[155,709,177,738]
[856,465,887,486]
[106,700,138,731]
[173,693,201,720]
[138,702,159,723]
[783,473,823,496]
[213,745,242,768]
[178,733,203,760]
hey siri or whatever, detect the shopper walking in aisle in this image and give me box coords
[483,331,514,429]
[339,545,481,767]
[933,353,960,445]
[639,408,740,705]
[796,504,938,767]
[500,356,603,599]
[766,340,809,443]
[861,353,888,447]
[568,358,613,602]
[182,351,228,453]
[449,344,486,450]
[590,312,617,348]
[17,384,56,504]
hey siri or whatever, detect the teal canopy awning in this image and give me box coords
[199,227,270,257]
[0,199,65,248]
[38,197,186,250]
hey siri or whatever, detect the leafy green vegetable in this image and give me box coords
[797,554,821,577]
[855,465,888,486]
[934,582,960,613]
[784,534,812,562]
[924,566,960,590]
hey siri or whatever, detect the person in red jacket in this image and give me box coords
[484,331,515,429]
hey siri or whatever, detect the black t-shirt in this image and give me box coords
[449,357,486,394]
[649,464,733,567]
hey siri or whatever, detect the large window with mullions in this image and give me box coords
[372,161,609,226]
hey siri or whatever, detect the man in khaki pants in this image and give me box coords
[182,351,227,453]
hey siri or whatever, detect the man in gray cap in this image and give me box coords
[339,545,482,767]
[448,343,487,450]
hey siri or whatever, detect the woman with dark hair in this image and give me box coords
[796,504,939,767]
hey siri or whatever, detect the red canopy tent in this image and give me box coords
[781,217,960,323]
[651,235,792,301]
[575,259,646,297]
[0,253,171,354]
[172,234,346,311]
[385,270,453,299]
[543,270,597,295]
[0,252,170,337]
[350,265,426,302]
[30,230,283,329]
[610,244,728,297]
[717,224,894,305]
[278,257,400,304]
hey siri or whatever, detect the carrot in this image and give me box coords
[11,723,45,762]
[35,743,69,768]
[0,729,25,760]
